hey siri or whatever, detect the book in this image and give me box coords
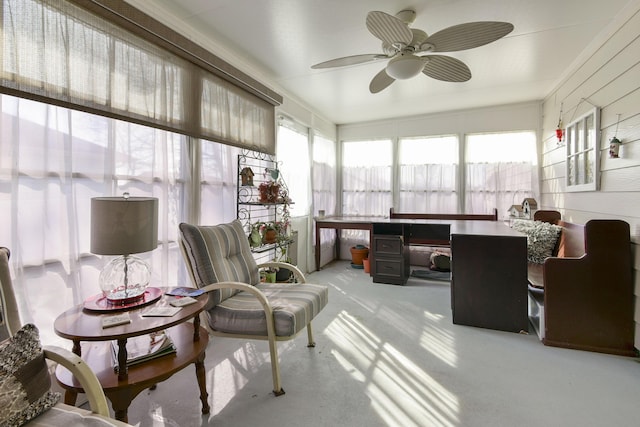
[141,306,182,317]
[102,312,131,329]
[111,330,176,370]
[169,296,198,307]
[166,287,204,297]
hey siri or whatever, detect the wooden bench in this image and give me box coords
[527,210,636,356]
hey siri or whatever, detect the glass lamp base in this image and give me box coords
[99,254,151,304]
[106,290,146,305]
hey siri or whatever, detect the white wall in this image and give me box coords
[338,101,541,141]
[540,2,640,347]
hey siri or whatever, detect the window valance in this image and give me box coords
[0,0,281,153]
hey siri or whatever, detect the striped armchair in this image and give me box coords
[178,220,328,396]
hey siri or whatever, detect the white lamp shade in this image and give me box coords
[386,55,425,80]
[91,197,158,256]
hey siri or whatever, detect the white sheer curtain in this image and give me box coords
[200,139,241,225]
[276,125,310,217]
[341,139,392,255]
[0,0,280,346]
[465,132,538,218]
[312,133,337,216]
[342,139,392,216]
[398,136,459,213]
[312,133,337,268]
[0,94,189,345]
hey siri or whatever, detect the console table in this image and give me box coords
[315,216,528,333]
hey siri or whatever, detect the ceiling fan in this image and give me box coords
[311,9,514,93]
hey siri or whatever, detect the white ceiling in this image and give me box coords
[127,0,634,125]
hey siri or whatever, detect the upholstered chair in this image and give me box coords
[179,220,329,396]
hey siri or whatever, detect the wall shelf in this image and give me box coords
[237,150,293,264]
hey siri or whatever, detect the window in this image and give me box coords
[277,124,310,216]
[200,139,241,224]
[565,107,599,192]
[465,131,538,218]
[398,136,458,213]
[312,133,337,267]
[0,94,189,344]
[342,139,392,216]
[312,133,337,217]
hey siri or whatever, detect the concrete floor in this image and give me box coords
[121,261,640,426]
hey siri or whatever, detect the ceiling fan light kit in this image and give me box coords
[386,54,426,79]
[311,9,514,94]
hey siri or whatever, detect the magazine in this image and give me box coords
[101,312,131,328]
[166,287,204,297]
[111,330,176,371]
[141,306,182,317]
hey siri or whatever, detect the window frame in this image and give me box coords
[564,107,600,192]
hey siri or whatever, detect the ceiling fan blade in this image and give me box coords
[369,68,395,93]
[422,55,471,82]
[366,11,413,46]
[424,22,514,52]
[311,54,387,69]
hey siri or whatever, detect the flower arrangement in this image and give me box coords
[258,181,280,203]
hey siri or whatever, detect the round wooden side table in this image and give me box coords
[54,287,210,423]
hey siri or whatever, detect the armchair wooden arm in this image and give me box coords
[44,345,110,417]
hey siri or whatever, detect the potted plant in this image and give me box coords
[350,244,369,267]
[275,247,293,282]
[261,267,278,283]
[249,222,263,247]
[261,222,278,244]
[258,181,280,203]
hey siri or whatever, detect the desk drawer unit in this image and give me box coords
[374,235,403,256]
[372,235,408,285]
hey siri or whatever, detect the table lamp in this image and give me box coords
[91,194,158,305]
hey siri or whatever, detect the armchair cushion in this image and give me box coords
[0,324,60,427]
[210,283,329,336]
[179,220,260,306]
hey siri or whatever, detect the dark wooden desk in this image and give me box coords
[314,216,375,271]
[314,216,528,333]
[449,222,528,333]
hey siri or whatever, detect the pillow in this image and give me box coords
[512,220,562,264]
[0,324,60,427]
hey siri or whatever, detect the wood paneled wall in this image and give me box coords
[540,3,640,348]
